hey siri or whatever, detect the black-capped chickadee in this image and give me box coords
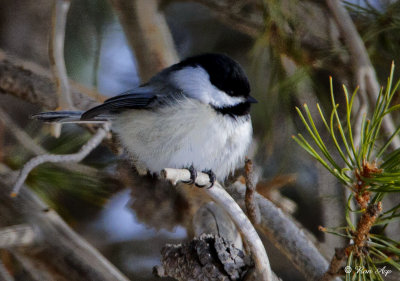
[33,54,257,187]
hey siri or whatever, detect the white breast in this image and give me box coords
[113,99,252,181]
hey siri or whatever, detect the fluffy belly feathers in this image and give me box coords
[113,100,252,181]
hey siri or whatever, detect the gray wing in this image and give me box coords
[81,85,178,120]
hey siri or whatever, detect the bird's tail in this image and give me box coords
[31,111,109,124]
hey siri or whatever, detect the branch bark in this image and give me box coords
[0,168,129,281]
[0,50,103,110]
[162,168,274,281]
[227,181,341,281]
[154,234,253,281]
[320,248,346,281]
[244,159,261,224]
[49,0,74,110]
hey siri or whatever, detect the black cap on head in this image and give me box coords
[175,53,251,98]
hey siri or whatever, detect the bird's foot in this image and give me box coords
[195,169,216,189]
[182,165,197,185]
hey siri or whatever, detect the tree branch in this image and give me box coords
[154,234,253,281]
[326,0,400,148]
[227,181,341,281]
[193,202,243,250]
[109,0,179,81]
[0,106,99,177]
[11,124,110,196]
[162,168,274,281]
[244,158,261,224]
[49,0,74,110]
[0,168,129,281]
[0,50,103,110]
[319,248,346,281]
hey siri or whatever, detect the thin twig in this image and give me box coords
[0,106,99,177]
[49,0,74,110]
[320,248,347,281]
[49,0,74,138]
[0,224,37,248]
[244,158,261,224]
[162,168,273,281]
[320,202,382,281]
[11,124,110,196]
[326,0,400,148]
[353,202,382,252]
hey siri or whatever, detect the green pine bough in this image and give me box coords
[293,63,400,280]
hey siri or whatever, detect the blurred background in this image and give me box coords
[1,0,400,280]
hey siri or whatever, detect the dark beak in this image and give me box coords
[247,96,258,103]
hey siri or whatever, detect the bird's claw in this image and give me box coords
[195,169,216,189]
[183,165,197,185]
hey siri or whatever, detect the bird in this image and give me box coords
[33,53,257,187]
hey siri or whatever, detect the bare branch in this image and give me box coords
[162,168,273,281]
[0,224,37,248]
[109,0,179,81]
[353,202,382,252]
[320,248,346,281]
[326,0,400,148]
[227,181,341,281]
[49,0,74,110]
[0,50,103,110]
[0,106,101,177]
[11,124,110,196]
[0,168,130,281]
[244,158,261,224]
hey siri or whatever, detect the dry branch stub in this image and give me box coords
[154,234,253,281]
[162,168,273,281]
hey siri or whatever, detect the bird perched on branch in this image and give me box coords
[33,53,257,187]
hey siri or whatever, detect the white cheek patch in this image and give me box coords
[170,66,245,107]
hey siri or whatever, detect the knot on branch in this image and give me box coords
[154,234,253,281]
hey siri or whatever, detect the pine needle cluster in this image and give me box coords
[294,63,400,280]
